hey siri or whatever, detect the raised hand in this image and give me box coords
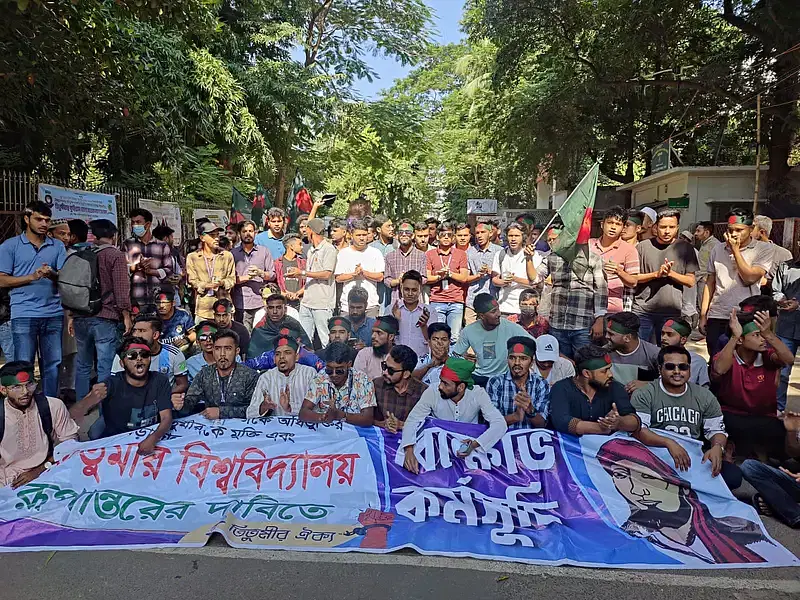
[259,390,277,416]
[279,385,291,412]
[728,308,743,338]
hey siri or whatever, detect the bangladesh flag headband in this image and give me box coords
[119,342,151,357]
[1,369,34,387]
[741,321,760,336]
[198,324,217,337]
[663,319,691,337]
[508,342,534,357]
[608,320,633,335]
[578,354,611,371]
[728,215,753,226]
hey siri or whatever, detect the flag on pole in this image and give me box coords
[549,163,599,264]
[286,171,314,232]
[230,186,251,224]
[251,184,271,230]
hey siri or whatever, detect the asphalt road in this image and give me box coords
[1,517,797,600]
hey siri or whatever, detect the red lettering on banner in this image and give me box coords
[176,441,221,488]
[80,448,106,483]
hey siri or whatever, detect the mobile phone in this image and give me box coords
[322,193,337,207]
[458,440,471,455]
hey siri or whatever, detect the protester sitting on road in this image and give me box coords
[711,309,794,461]
[70,337,172,454]
[550,344,641,437]
[486,336,549,430]
[354,315,398,380]
[213,299,250,359]
[659,317,710,387]
[155,284,195,354]
[413,323,453,388]
[606,311,661,395]
[506,288,550,338]
[247,335,317,418]
[632,345,738,489]
[298,342,376,426]
[453,293,533,387]
[530,334,575,389]
[401,357,507,473]
[0,361,79,489]
[345,287,375,350]
[172,328,259,420]
[741,411,800,528]
[248,292,311,357]
[245,328,325,373]
[373,345,427,432]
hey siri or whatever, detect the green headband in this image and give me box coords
[663,319,691,337]
[578,355,612,371]
[0,370,34,387]
[627,215,643,226]
[374,318,398,335]
[741,321,760,336]
[728,215,754,226]
[608,320,633,335]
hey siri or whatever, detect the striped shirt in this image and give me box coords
[124,237,173,303]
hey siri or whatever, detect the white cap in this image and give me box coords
[535,334,559,362]
[640,207,657,223]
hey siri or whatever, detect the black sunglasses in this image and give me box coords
[381,361,404,375]
[663,362,690,372]
[123,350,152,361]
[325,367,349,376]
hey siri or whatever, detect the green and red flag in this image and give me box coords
[286,171,313,232]
[251,183,271,230]
[230,186,251,224]
[549,163,599,264]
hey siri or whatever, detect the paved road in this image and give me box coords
[1,517,798,600]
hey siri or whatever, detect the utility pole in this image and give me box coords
[753,94,761,216]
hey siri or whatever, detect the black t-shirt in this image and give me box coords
[229,320,251,359]
[549,379,636,434]
[102,372,172,436]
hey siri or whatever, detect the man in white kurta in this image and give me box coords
[247,336,317,417]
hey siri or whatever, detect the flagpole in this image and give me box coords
[531,163,599,246]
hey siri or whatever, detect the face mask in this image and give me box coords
[132,225,146,237]
[520,306,538,316]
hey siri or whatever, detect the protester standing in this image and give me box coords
[589,206,639,314]
[465,222,502,325]
[124,208,173,306]
[491,222,537,318]
[370,215,396,315]
[773,246,800,411]
[231,220,274,331]
[426,222,469,340]
[384,221,428,305]
[297,218,338,347]
[335,219,386,317]
[274,234,305,311]
[254,207,288,260]
[186,221,236,322]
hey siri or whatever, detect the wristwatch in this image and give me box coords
[300,269,306,277]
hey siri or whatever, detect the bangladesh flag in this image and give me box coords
[230,186,251,224]
[251,183,271,230]
[549,163,599,264]
[286,171,314,232]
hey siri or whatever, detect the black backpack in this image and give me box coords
[0,393,54,455]
[58,245,112,316]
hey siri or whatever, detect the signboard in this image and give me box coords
[0,417,796,569]
[467,199,498,215]
[652,141,671,174]
[139,199,183,245]
[668,194,690,209]
[192,208,229,233]
[38,184,117,225]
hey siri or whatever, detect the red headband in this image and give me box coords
[124,343,151,353]
[440,365,461,384]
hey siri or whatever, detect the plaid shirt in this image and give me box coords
[485,371,550,430]
[373,376,428,422]
[537,250,607,330]
[124,237,173,303]
[383,246,428,303]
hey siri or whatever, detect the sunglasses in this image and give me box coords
[397,229,414,235]
[198,334,213,341]
[325,367,348,376]
[123,350,152,361]
[663,362,690,372]
[381,361,404,375]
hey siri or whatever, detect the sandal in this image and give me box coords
[752,493,773,518]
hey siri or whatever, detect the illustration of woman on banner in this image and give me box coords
[596,438,772,565]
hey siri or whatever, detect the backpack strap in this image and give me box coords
[0,400,4,445]
[34,393,54,457]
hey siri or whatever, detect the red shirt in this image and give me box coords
[711,349,781,417]
[426,247,468,303]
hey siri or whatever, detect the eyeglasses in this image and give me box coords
[381,361,404,375]
[438,232,454,238]
[325,367,349,376]
[7,381,38,393]
[397,230,414,235]
[663,362,690,372]
[123,350,152,361]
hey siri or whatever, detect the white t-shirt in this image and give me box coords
[335,246,386,312]
[492,248,538,313]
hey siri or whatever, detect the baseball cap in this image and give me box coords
[307,218,326,235]
[535,334,559,362]
[640,207,657,223]
[198,221,223,236]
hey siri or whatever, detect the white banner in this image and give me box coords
[139,199,183,245]
[192,209,229,233]
[38,184,117,225]
[467,199,497,215]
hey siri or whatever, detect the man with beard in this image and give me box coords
[486,337,549,429]
[659,318,709,387]
[465,222,502,325]
[391,270,436,358]
[401,357,507,473]
[605,311,661,394]
[0,361,79,489]
[354,316,398,380]
[248,293,312,356]
[70,337,173,454]
[550,344,640,437]
[172,329,259,419]
[247,335,317,417]
[319,316,357,363]
[213,299,250,359]
[384,221,428,305]
[155,284,195,354]
[370,214,397,315]
[631,345,736,487]
[373,345,427,432]
[346,288,375,350]
[186,221,236,321]
[299,342,376,426]
[231,220,275,330]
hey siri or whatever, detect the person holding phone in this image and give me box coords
[391,270,438,358]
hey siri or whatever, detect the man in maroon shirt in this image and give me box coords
[711,309,794,460]
[426,222,469,341]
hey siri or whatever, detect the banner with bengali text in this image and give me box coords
[0,417,796,569]
[38,184,117,225]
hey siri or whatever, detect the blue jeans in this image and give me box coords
[741,459,800,527]
[0,321,14,360]
[637,313,674,345]
[12,316,63,397]
[431,302,464,342]
[74,316,121,402]
[550,327,592,360]
[777,335,798,412]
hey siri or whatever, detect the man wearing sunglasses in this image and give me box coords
[0,361,79,489]
[384,222,428,305]
[660,317,709,387]
[631,345,738,489]
[299,342,376,426]
[373,345,427,433]
[70,337,173,455]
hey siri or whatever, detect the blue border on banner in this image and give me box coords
[356,426,391,511]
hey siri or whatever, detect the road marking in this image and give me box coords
[145,546,800,593]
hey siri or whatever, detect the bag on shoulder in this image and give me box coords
[58,245,112,316]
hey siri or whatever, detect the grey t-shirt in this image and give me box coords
[632,380,725,441]
[301,240,338,310]
[609,339,661,384]
[633,238,698,316]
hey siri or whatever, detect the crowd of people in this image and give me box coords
[0,199,799,530]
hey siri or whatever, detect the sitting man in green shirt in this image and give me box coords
[452,293,532,387]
